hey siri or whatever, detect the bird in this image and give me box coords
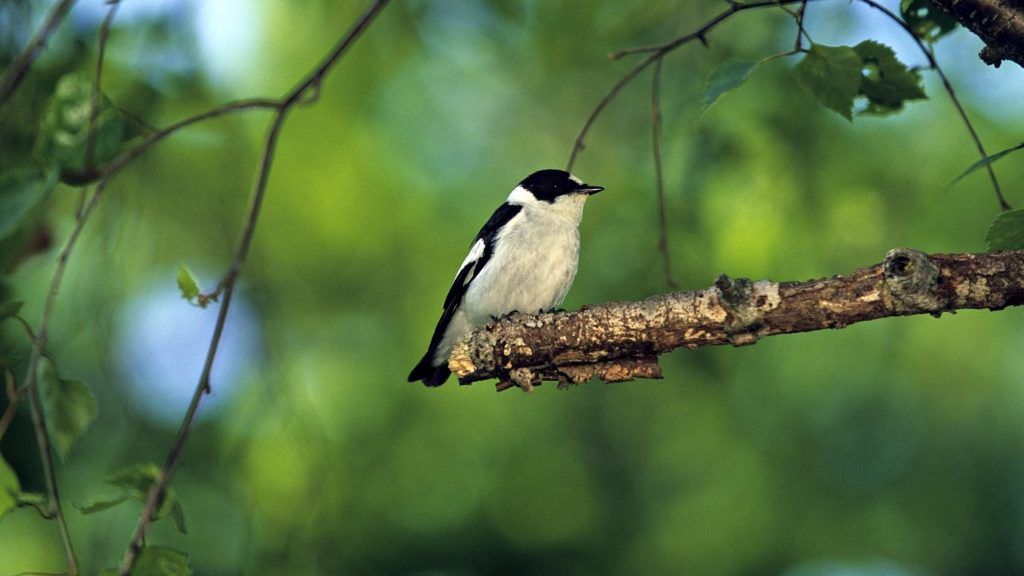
[408,169,604,387]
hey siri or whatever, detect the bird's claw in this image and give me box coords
[491,310,521,322]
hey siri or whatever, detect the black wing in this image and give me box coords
[408,202,523,385]
[441,202,522,312]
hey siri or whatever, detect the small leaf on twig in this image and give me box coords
[986,209,1024,251]
[0,168,59,242]
[79,463,188,533]
[75,494,131,515]
[36,356,97,461]
[33,72,135,185]
[701,59,761,114]
[901,0,958,42]
[854,40,926,116]
[952,142,1024,185]
[0,300,24,321]
[177,265,200,302]
[134,545,193,575]
[794,43,862,121]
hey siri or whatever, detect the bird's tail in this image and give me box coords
[408,352,451,387]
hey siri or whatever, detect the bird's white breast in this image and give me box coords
[461,195,586,325]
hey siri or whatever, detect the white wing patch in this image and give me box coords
[456,238,485,282]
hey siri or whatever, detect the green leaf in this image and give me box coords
[701,59,761,114]
[134,545,193,576]
[986,209,1024,251]
[101,463,188,533]
[952,142,1024,184]
[106,462,164,492]
[901,0,958,42]
[0,455,20,519]
[0,300,23,320]
[794,44,863,121]
[0,168,59,241]
[36,357,98,461]
[177,265,200,302]
[33,72,132,185]
[75,494,131,515]
[169,499,188,534]
[854,40,927,116]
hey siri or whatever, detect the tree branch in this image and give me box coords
[451,248,1024,390]
[0,0,76,106]
[930,0,1024,69]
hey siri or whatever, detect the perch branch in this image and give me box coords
[451,248,1024,390]
[930,0,1024,69]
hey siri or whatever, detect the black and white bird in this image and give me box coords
[408,169,604,386]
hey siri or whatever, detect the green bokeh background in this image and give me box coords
[2,1,1024,574]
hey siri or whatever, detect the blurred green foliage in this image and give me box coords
[1,0,1024,574]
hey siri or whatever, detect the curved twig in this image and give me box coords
[83,0,122,179]
[0,0,77,106]
[856,0,1010,211]
[12,49,280,576]
[569,0,1010,211]
[116,1,392,573]
[650,59,677,288]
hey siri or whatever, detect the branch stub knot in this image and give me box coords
[882,248,944,315]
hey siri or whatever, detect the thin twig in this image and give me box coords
[114,104,160,134]
[650,59,677,289]
[10,95,280,576]
[0,0,77,107]
[574,0,1009,211]
[793,0,808,51]
[5,6,97,565]
[15,97,283,413]
[117,1,392,573]
[856,0,1011,211]
[0,369,21,442]
[0,398,19,441]
[26,374,79,574]
[8,21,281,576]
[83,0,122,181]
[570,0,808,171]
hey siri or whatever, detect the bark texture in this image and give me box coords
[930,0,1024,68]
[450,248,1024,391]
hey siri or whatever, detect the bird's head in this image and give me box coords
[508,169,603,206]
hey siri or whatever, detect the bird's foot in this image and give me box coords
[491,310,521,322]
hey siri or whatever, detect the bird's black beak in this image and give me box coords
[579,185,604,195]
